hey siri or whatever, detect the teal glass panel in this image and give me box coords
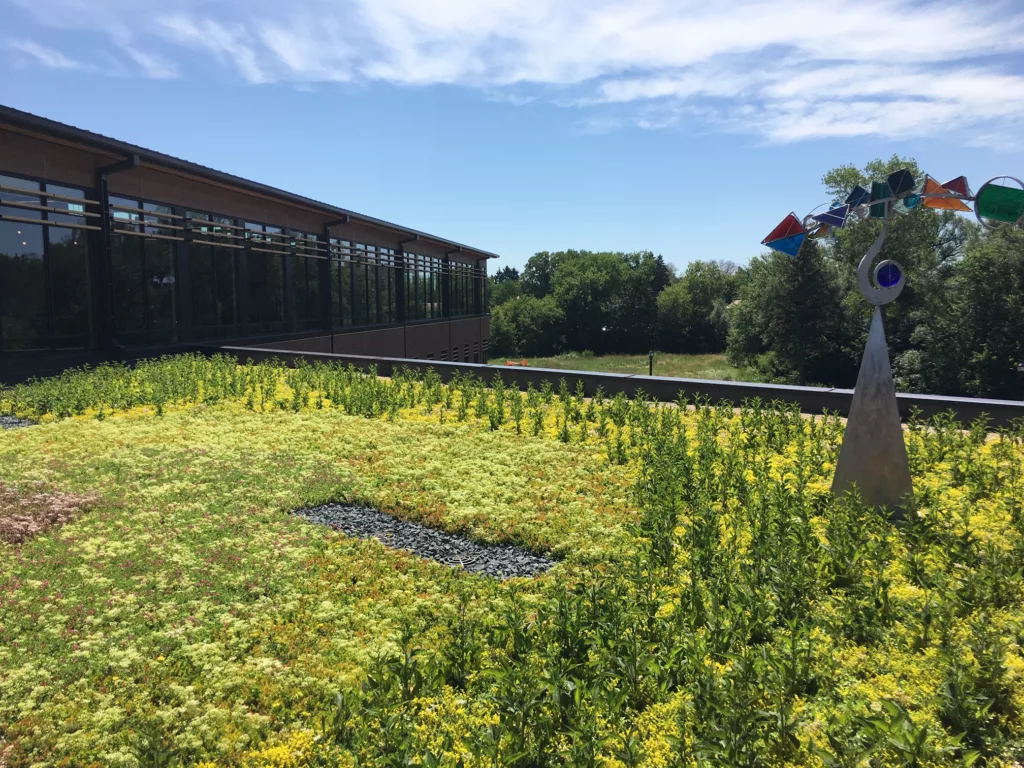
[870,182,890,219]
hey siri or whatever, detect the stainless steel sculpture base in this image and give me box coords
[832,306,914,510]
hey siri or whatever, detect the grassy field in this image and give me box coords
[2,355,1024,766]
[491,352,759,381]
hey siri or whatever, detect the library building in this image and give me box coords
[0,105,494,380]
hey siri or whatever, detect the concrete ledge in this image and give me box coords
[202,345,1024,429]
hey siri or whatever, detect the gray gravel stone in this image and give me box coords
[0,416,35,430]
[295,503,555,579]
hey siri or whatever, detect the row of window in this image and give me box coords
[0,174,488,355]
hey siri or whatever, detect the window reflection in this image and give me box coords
[190,212,238,339]
[110,196,177,345]
[0,176,93,356]
[245,222,286,333]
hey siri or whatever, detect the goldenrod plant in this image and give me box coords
[1,354,1023,766]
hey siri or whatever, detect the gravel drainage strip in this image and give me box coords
[296,503,555,579]
[0,416,35,430]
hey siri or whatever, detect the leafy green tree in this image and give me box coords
[522,251,568,298]
[957,227,1024,397]
[727,242,856,385]
[608,251,662,353]
[492,266,520,283]
[550,252,626,354]
[488,267,524,308]
[489,295,564,357]
[653,254,673,293]
[657,260,737,353]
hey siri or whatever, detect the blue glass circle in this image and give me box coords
[904,193,921,209]
[877,262,902,288]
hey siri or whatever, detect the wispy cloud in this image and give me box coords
[7,39,82,70]
[158,16,267,84]
[122,46,178,79]
[7,0,1024,145]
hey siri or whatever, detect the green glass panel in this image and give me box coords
[977,183,1024,224]
[870,182,890,219]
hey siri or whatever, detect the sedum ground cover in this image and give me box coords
[1,356,1024,767]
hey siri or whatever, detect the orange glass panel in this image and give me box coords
[922,177,971,212]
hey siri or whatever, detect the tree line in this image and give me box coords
[489,156,1024,399]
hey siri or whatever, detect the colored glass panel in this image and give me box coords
[877,262,901,288]
[813,204,850,228]
[976,182,1024,224]
[942,176,970,197]
[808,223,830,239]
[893,180,927,215]
[887,169,915,197]
[923,197,971,212]
[765,232,805,257]
[762,212,804,244]
[920,176,970,211]
[870,182,890,219]
[846,185,870,208]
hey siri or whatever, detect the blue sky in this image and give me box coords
[2,0,1023,272]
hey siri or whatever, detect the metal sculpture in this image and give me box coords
[761,171,1024,510]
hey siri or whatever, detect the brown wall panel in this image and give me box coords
[408,240,447,259]
[333,327,405,358]
[327,220,404,250]
[450,317,481,348]
[0,129,109,187]
[261,320,485,362]
[405,322,450,359]
[108,166,325,230]
[260,335,333,354]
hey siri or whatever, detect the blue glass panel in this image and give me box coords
[877,262,901,288]
[845,185,870,208]
[765,232,805,257]
[813,204,850,228]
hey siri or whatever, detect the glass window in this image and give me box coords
[330,239,353,328]
[352,244,366,326]
[367,246,379,325]
[382,250,396,324]
[46,185,92,351]
[245,222,286,334]
[0,177,96,355]
[109,197,177,345]
[291,231,323,331]
[0,177,44,353]
[146,238,177,344]
[0,217,47,353]
[189,213,238,340]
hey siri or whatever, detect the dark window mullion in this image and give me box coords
[41,190,55,352]
[139,204,152,344]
